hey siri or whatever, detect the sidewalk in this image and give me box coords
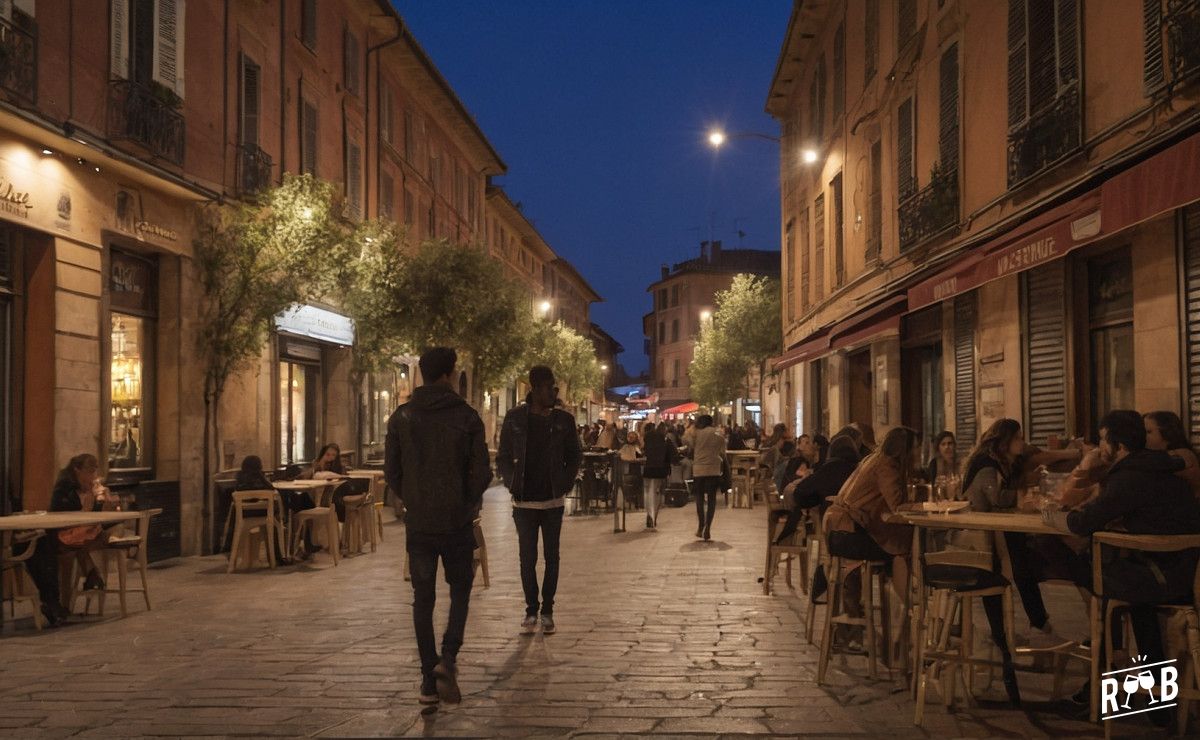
[0,487,1143,737]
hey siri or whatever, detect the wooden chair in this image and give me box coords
[340,491,372,555]
[227,490,281,572]
[818,555,892,684]
[1,530,45,630]
[291,487,340,567]
[94,511,154,618]
[764,507,809,596]
[473,518,490,588]
[804,520,826,644]
[1088,532,1200,735]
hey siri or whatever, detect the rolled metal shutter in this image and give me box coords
[953,292,977,459]
[1182,205,1200,440]
[1022,262,1068,445]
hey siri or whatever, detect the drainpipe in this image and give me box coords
[278,0,286,178]
[368,15,403,218]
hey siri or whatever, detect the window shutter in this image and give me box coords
[1027,0,1057,113]
[1183,204,1200,440]
[152,0,184,98]
[111,0,130,79]
[240,55,259,147]
[380,172,394,220]
[953,292,978,461]
[1056,0,1079,88]
[814,194,825,301]
[865,0,879,83]
[868,138,882,262]
[785,220,795,322]
[1007,0,1027,127]
[800,207,810,312]
[343,29,359,95]
[1144,0,1165,92]
[301,0,316,48]
[1021,261,1068,446]
[898,0,916,48]
[898,97,914,197]
[301,100,317,175]
[347,142,362,219]
[939,43,960,170]
[832,173,844,287]
[816,55,827,140]
[833,23,845,120]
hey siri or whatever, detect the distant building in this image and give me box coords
[643,241,779,417]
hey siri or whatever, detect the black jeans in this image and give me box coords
[25,533,60,608]
[693,476,721,531]
[512,506,564,617]
[1003,532,1050,629]
[406,524,476,677]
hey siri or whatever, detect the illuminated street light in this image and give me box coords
[700,310,712,322]
[708,130,727,148]
[538,300,552,315]
[802,148,819,164]
[706,129,780,148]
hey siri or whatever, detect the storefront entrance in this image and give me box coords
[279,349,320,466]
[846,349,873,430]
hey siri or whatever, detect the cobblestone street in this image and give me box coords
[0,488,1136,738]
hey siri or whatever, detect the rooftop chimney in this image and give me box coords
[700,240,709,262]
[711,240,723,263]
[661,264,669,280]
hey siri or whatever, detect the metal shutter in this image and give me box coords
[833,23,845,120]
[939,43,959,170]
[954,292,977,459]
[800,207,810,312]
[898,0,916,49]
[1007,0,1028,128]
[814,194,825,302]
[868,139,882,263]
[1022,261,1068,446]
[898,98,914,197]
[1182,205,1200,440]
[832,173,844,287]
[1144,0,1165,92]
[865,0,878,82]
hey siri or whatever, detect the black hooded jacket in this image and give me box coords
[1066,449,1199,537]
[384,384,491,534]
[497,403,582,502]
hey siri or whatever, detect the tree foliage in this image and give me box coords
[688,274,782,408]
[341,220,408,381]
[525,320,603,405]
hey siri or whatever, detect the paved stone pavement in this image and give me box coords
[0,487,1171,738]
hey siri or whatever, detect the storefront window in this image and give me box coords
[1086,248,1134,438]
[279,359,319,466]
[361,364,412,463]
[109,250,156,471]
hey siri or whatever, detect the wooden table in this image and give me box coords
[727,450,760,509]
[1,509,161,627]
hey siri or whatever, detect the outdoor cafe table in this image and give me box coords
[891,510,1091,711]
[0,508,162,627]
[726,450,760,508]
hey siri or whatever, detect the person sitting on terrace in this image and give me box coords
[925,431,956,483]
[1144,410,1200,498]
[619,432,643,462]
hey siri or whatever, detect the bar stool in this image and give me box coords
[804,519,826,644]
[764,507,809,596]
[913,564,1018,726]
[817,555,892,683]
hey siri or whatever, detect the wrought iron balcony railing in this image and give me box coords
[1007,81,1081,187]
[236,143,273,195]
[898,166,958,252]
[0,16,36,104]
[107,79,185,166]
[1166,0,1200,86]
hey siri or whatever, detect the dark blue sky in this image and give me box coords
[398,1,790,373]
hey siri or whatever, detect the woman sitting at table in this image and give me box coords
[311,443,361,523]
[777,434,860,544]
[230,455,305,561]
[26,454,111,626]
[823,427,920,647]
[925,431,956,483]
[1144,410,1200,498]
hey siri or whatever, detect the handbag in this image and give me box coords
[58,524,102,547]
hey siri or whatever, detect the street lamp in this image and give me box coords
[538,300,552,316]
[700,309,712,322]
[600,363,609,372]
[801,148,819,164]
[706,128,781,148]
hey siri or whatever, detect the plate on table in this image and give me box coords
[919,501,969,513]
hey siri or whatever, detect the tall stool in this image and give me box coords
[227,490,281,572]
[804,521,826,644]
[764,507,809,596]
[817,555,892,683]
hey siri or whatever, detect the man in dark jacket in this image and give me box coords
[385,347,490,708]
[1045,409,1200,674]
[497,366,582,635]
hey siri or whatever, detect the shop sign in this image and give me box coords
[115,189,179,243]
[110,250,156,314]
[274,304,355,346]
[0,174,32,219]
[135,220,178,241]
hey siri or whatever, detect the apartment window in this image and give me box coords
[833,23,845,121]
[865,0,879,84]
[301,0,317,50]
[110,0,185,97]
[343,29,360,95]
[868,139,882,263]
[785,219,795,322]
[671,284,679,307]
[380,172,394,220]
[814,194,825,302]
[381,86,395,146]
[403,109,415,162]
[800,207,811,312]
[300,98,317,175]
[831,173,844,287]
[659,288,668,310]
[672,359,680,387]
[897,97,915,198]
[345,141,362,220]
[404,189,414,226]
[455,166,465,214]
[671,319,679,343]
[809,55,826,141]
[940,43,961,171]
[239,54,260,148]
[1143,0,1200,94]
[658,321,665,345]
[898,0,916,50]
[467,182,477,228]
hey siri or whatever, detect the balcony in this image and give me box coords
[107,80,185,166]
[237,143,273,195]
[1007,81,1081,187]
[898,165,959,252]
[0,16,36,104]
[1166,0,1200,87]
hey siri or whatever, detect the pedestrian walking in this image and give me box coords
[385,347,490,708]
[641,422,680,530]
[497,365,583,636]
[689,414,726,541]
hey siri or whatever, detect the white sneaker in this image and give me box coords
[521,615,538,635]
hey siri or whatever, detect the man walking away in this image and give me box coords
[497,366,583,635]
[385,347,490,707]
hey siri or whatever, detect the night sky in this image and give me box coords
[398,1,790,373]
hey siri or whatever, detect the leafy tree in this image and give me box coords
[193,175,350,552]
[525,320,604,406]
[688,274,782,411]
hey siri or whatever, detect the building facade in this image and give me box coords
[1,0,601,555]
[644,241,779,418]
[768,0,1200,459]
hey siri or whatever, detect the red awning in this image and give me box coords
[909,129,1200,311]
[661,402,699,416]
[771,295,906,372]
[771,330,831,372]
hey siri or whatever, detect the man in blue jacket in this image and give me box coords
[497,366,583,635]
[385,347,490,707]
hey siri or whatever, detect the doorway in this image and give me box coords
[847,349,873,429]
[279,359,319,466]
